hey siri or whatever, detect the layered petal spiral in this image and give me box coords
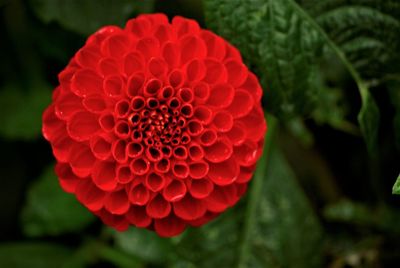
[42,14,267,237]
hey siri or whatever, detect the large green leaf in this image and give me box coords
[0,242,82,268]
[29,0,155,35]
[21,165,95,237]
[0,83,51,140]
[204,0,323,118]
[204,0,380,151]
[238,145,323,268]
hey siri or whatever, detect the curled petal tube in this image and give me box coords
[43,13,266,237]
[168,69,184,88]
[188,142,204,161]
[177,87,194,103]
[172,161,190,179]
[130,96,146,111]
[103,75,124,97]
[127,73,145,97]
[155,158,170,173]
[158,86,174,100]
[144,78,162,97]
[114,99,130,118]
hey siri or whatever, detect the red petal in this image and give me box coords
[52,132,74,162]
[97,209,129,231]
[204,138,233,163]
[234,140,260,166]
[238,106,266,142]
[172,16,200,37]
[104,75,124,97]
[172,161,189,179]
[240,72,262,102]
[54,92,83,120]
[225,60,247,87]
[125,205,152,227]
[163,179,187,202]
[193,105,212,124]
[148,57,167,77]
[236,165,256,183]
[82,95,107,114]
[76,180,106,211]
[187,211,219,227]
[111,139,128,163]
[200,30,226,60]
[206,84,234,108]
[212,110,234,132]
[188,142,204,161]
[193,82,210,104]
[99,57,121,76]
[130,158,150,176]
[225,122,246,146]
[207,156,239,185]
[127,73,145,97]
[146,194,171,219]
[227,90,254,119]
[71,69,102,97]
[116,165,133,184]
[145,172,166,192]
[180,36,206,64]
[154,214,186,237]
[69,144,96,178]
[102,33,132,58]
[188,178,214,199]
[205,184,238,213]
[136,37,159,60]
[189,161,209,179]
[104,190,130,215]
[128,183,150,206]
[76,46,101,69]
[42,105,65,142]
[162,42,179,69]
[173,194,206,221]
[203,59,227,84]
[55,162,81,193]
[92,160,118,191]
[67,111,100,141]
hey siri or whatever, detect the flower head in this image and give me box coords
[42,14,266,237]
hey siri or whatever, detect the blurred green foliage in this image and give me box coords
[0,0,399,267]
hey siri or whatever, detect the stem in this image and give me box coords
[237,114,278,268]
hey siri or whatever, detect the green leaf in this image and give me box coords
[204,0,323,118]
[0,83,51,140]
[175,209,242,267]
[21,165,95,237]
[28,0,155,35]
[393,174,400,195]
[239,145,323,268]
[0,242,81,268]
[114,228,174,264]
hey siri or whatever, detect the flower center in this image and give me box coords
[127,93,192,149]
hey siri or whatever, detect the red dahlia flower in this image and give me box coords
[42,14,266,237]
